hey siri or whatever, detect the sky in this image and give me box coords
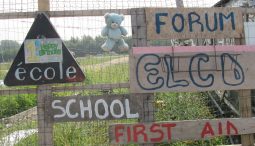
[0,0,220,43]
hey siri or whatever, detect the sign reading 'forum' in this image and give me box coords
[146,8,243,39]
[51,94,144,122]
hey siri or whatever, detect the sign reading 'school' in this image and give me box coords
[51,94,143,122]
[4,13,85,86]
[146,8,243,39]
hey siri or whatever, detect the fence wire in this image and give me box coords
[0,0,254,146]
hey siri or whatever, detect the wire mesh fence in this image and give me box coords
[0,0,254,145]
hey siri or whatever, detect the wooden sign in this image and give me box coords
[4,13,85,86]
[130,45,255,93]
[109,118,255,144]
[145,8,243,39]
[51,94,143,122]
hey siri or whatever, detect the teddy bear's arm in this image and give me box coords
[101,26,109,36]
[119,26,128,36]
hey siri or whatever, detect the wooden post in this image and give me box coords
[131,8,154,146]
[239,90,254,146]
[37,85,53,146]
[38,0,50,11]
[175,0,184,8]
[37,1,53,146]
[236,20,254,146]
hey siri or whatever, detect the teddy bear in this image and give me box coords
[101,13,129,52]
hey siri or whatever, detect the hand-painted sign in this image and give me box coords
[51,94,143,122]
[4,13,85,86]
[146,8,243,39]
[109,118,255,144]
[130,46,255,93]
[24,39,63,63]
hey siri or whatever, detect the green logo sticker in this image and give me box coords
[24,38,63,63]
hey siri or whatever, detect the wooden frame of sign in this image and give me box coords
[2,3,254,146]
[126,7,254,146]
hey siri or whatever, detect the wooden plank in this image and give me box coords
[0,9,131,19]
[130,45,255,93]
[2,8,255,20]
[217,144,255,146]
[48,9,131,17]
[51,94,143,122]
[52,83,129,92]
[0,88,37,95]
[0,83,129,96]
[0,12,36,19]
[145,8,244,39]
[109,118,255,144]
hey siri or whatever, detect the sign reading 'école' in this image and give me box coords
[4,13,85,86]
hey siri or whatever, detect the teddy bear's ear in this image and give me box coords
[104,13,110,19]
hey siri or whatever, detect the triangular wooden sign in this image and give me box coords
[4,13,85,86]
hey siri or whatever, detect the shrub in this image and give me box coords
[0,94,36,119]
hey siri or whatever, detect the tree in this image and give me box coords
[0,40,20,62]
[64,35,132,57]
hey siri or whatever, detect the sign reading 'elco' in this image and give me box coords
[4,13,85,86]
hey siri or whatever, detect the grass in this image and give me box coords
[155,92,228,146]
[0,94,37,119]
[0,121,37,143]
[15,133,38,146]
[155,92,213,121]
[0,63,11,80]
[0,63,10,81]
[85,62,129,84]
[0,63,11,70]
[0,54,228,145]
[0,70,7,80]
